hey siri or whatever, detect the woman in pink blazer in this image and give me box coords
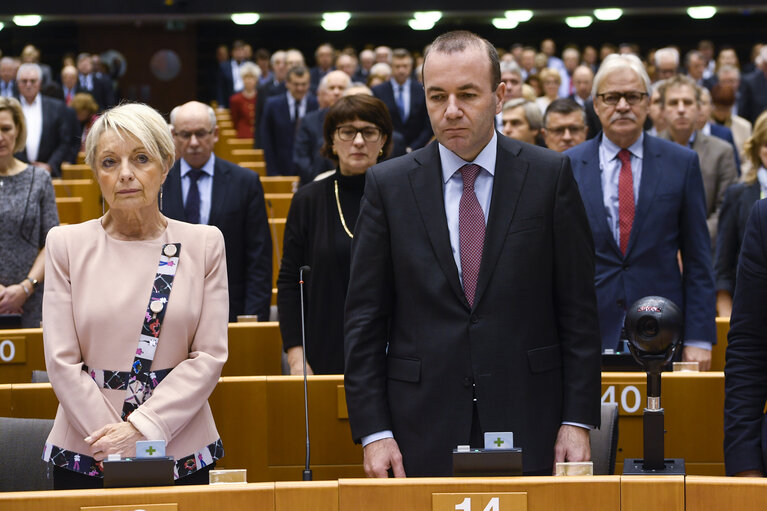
[42,103,229,489]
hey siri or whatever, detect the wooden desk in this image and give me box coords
[56,197,83,224]
[265,193,293,219]
[712,317,728,372]
[686,475,767,510]
[2,373,727,481]
[339,476,621,511]
[262,176,299,194]
[52,178,102,221]
[0,323,283,384]
[270,218,286,288]
[60,163,93,180]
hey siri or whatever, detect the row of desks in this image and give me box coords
[0,372,728,480]
[1,476,765,511]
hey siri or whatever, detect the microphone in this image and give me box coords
[298,265,312,481]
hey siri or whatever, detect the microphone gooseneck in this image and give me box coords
[298,265,312,481]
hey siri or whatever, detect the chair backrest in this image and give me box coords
[589,402,619,475]
[0,417,54,491]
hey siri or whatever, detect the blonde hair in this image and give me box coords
[743,110,767,185]
[85,103,175,172]
[539,67,561,85]
[0,96,27,153]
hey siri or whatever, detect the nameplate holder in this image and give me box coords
[81,505,177,511]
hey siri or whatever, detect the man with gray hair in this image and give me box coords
[0,57,17,97]
[565,54,716,368]
[293,70,351,183]
[496,61,524,130]
[163,101,272,323]
[501,98,542,145]
[14,63,77,176]
[654,47,680,82]
[255,50,288,148]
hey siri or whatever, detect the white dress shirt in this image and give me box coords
[21,94,43,162]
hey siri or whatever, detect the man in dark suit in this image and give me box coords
[215,40,248,109]
[0,57,18,98]
[260,66,318,176]
[657,75,738,249]
[738,46,767,125]
[75,53,113,111]
[309,43,334,94]
[60,65,78,106]
[372,48,433,152]
[164,101,272,322]
[293,70,350,184]
[14,63,77,177]
[724,198,767,476]
[565,54,716,369]
[344,30,601,478]
[254,50,287,149]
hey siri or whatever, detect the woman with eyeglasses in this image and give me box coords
[0,97,59,328]
[277,94,392,375]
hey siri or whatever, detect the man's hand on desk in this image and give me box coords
[363,437,406,478]
[682,346,712,371]
[553,424,591,474]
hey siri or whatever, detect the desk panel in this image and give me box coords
[686,475,767,511]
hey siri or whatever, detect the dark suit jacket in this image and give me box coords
[724,198,767,474]
[254,79,286,149]
[293,108,334,184]
[162,157,273,322]
[566,134,716,351]
[715,181,760,295]
[75,73,113,111]
[708,123,741,172]
[344,135,602,476]
[216,60,237,108]
[372,80,433,150]
[260,93,318,176]
[738,70,767,125]
[14,95,77,177]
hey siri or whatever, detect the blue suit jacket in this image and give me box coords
[566,134,716,350]
[709,123,741,172]
[738,70,767,125]
[724,198,767,474]
[161,157,273,322]
[260,93,318,176]
[372,80,432,150]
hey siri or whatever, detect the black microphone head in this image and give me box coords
[624,296,683,357]
[299,265,311,274]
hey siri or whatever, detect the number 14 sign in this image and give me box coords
[432,493,527,511]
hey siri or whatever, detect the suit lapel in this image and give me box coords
[208,159,230,226]
[472,136,527,308]
[408,143,466,306]
[627,136,663,256]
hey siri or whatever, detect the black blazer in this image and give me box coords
[253,79,286,149]
[14,95,77,177]
[75,73,114,111]
[715,181,760,295]
[162,157,273,322]
[344,135,602,475]
[372,80,433,150]
[216,60,236,108]
[738,70,767,125]
[724,198,767,474]
[260,93,319,176]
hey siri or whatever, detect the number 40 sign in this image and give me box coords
[432,493,527,511]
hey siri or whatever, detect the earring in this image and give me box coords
[379,148,383,156]
[159,186,164,210]
[102,199,105,216]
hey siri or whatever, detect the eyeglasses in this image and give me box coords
[17,79,38,85]
[596,91,648,106]
[546,125,586,136]
[174,129,214,140]
[335,126,383,142]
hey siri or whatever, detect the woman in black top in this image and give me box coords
[715,110,767,317]
[277,94,393,374]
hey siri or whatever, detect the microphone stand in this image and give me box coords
[299,266,312,481]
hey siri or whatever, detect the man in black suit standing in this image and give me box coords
[14,63,76,177]
[0,57,18,98]
[254,50,287,149]
[260,66,318,175]
[216,40,248,109]
[372,48,433,153]
[344,30,601,478]
[310,43,334,94]
[75,53,113,111]
[739,46,767,125]
[164,101,272,322]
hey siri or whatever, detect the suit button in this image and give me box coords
[470,314,479,324]
[622,264,629,270]
[463,377,474,387]
[617,299,626,309]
